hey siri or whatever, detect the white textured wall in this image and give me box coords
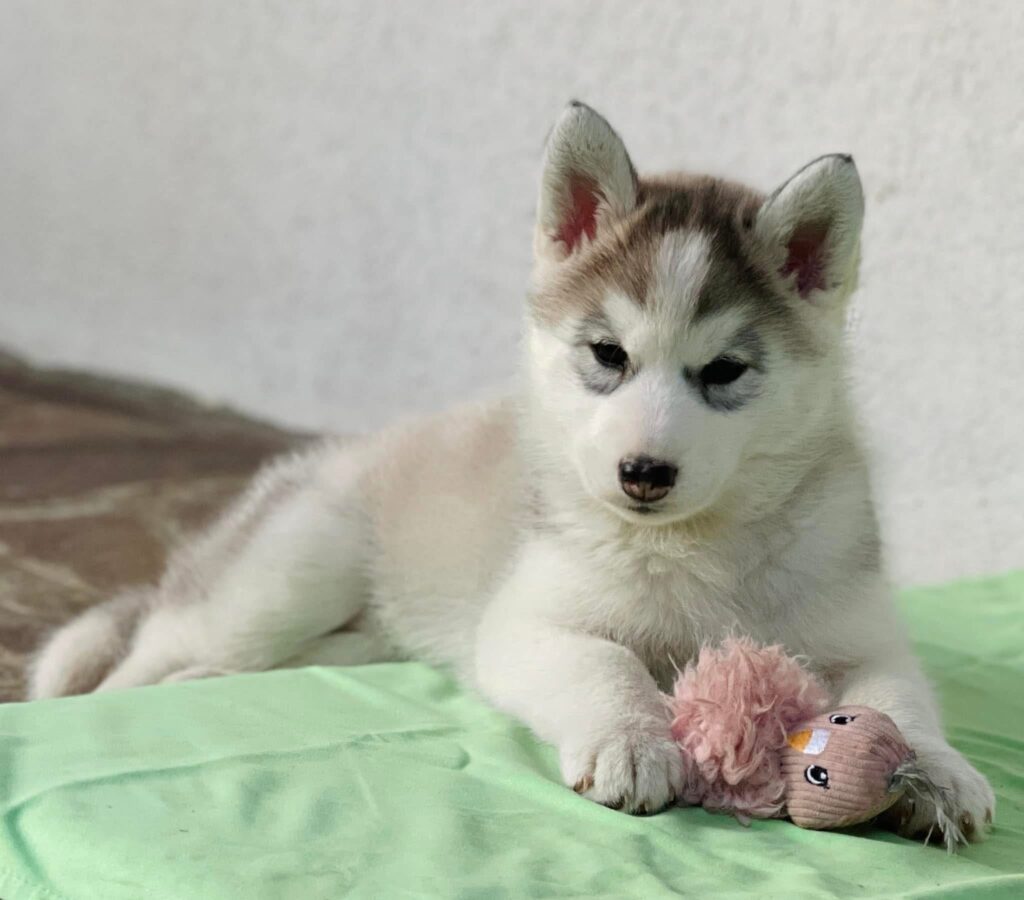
[1,1,1022,586]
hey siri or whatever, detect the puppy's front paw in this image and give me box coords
[561,721,684,815]
[882,739,995,847]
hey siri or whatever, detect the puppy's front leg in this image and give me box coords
[474,547,683,815]
[838,648,995,843]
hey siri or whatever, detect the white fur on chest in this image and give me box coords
[538,479,872,680]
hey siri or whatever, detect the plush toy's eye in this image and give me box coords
[829,713,857,725]
[804,765,830,789]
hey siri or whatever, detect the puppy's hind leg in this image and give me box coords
[96,464,376,692]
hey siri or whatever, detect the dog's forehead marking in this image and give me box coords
[604,281,760,370]
[610,229,719,362]
[530,172,817,366]
[601,230,713,349]
[614,227,780,366]
[529,176,756,321]
[650,230,713,323]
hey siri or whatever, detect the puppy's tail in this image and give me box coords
[27,589,150,700]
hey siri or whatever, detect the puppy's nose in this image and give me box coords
[618,456,678,503]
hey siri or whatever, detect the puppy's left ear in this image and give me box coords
[752,155,864,307]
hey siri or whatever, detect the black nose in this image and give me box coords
[618,456,678,503]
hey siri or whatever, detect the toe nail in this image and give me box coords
[573,774,594,794]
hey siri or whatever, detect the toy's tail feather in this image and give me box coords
[890,760,966,853]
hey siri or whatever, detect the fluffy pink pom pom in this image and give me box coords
[667,637,830,820]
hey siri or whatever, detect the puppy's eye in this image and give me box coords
[829,713,856,725]
[700,357,748,386]
[590,342,629,371]
[804,765,830,789]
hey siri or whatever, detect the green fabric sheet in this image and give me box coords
[1,571,1022,899]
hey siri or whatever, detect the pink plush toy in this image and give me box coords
[666,638,964,850]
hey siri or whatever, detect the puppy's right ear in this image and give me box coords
[534,102,639,264]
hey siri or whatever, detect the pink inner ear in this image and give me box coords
[780,225,829,298]
[557,177,600,253]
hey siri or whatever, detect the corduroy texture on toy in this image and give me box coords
[781,706,914,829]
[667,637,829,819]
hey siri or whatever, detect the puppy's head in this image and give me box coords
[527,103,864,525]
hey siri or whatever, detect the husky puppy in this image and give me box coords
[30,103,993,840]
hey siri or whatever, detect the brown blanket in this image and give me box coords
[0,352,301,701]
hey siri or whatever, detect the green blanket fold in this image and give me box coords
[1,572,1022,899]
